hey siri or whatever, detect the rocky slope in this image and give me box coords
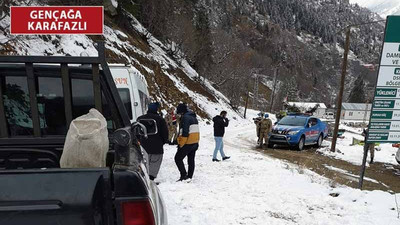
[0,0,240,120]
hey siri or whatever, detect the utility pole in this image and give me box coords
[331,27,351,152]
[269,66,278,113]
[330,19,386,152]
[253,74,259,110]
[244,88,249,119]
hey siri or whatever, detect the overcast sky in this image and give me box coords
[349,0,400,17]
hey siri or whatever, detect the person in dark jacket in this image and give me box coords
[175,103,200,181]
[362,129,375,164]
[137,102,169,181]
[212,111,230,162]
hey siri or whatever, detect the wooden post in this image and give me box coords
[269,66,278,113]
[331,26,351,152]
[244,89,249,119]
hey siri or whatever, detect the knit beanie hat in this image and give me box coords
[176,103,188,114]
[148,103,159,113]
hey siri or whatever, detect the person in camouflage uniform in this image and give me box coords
[258,113,272,148]
[253,112,263,145]
[165,108,178,144]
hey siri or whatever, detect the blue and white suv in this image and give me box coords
[268,114,328,150]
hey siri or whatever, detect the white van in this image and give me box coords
[109,64,150,122]
[324,112,334,119]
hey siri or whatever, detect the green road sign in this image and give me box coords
[373,100,395,109]
[368,16,400,143]
[370,122,391,130]
[371,111,393,119]
[367,132,389,141]
[385,16,400,43]
[376,88,397,97]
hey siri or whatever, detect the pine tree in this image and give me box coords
[348,75,365,103]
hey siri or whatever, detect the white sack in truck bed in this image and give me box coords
[60,109,109,168]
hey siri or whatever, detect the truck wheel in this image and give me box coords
[315,134,323,148]
[297,136,305,151]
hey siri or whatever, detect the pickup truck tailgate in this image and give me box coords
[0,168,113,225]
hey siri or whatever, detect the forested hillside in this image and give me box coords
[131,0,384,110]
[0,0,385,113]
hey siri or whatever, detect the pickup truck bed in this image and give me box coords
[0,168,112,225]
[0,42,167,225]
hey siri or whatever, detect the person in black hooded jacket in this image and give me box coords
[212,111,230,162]
[137,103,169,181]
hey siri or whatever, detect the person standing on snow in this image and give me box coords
[137,103,169,181]
[165,108,178,144]
[362,129,375,164]
[254,112,263,145]
[212,111,230,162]
[175,103,200,181]
[258,113,272,148]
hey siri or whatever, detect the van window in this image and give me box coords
[118,88,132,120]
[139,90,149,115]
[37,77,67,135]
[71,78,120,132]
[3,76,33,136]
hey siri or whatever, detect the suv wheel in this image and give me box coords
[297,136,305,151]
[268,142,274,149]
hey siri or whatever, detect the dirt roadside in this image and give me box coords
[225,125,400,193]
[254,145,400,193]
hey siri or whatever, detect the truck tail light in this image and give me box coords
[122,200,156,225]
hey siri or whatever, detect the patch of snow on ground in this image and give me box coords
[157,122,399,225]
[323,164,385,185]
[115,30,128,39]
[111,0,118,8]
[318,125,399,166]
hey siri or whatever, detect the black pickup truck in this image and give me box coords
[0,42,167,225]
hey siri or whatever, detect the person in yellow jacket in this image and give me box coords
[175,103,200,181]
[258,113,272,148]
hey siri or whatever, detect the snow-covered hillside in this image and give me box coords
[351,0,400,17]
[0,2,241,121]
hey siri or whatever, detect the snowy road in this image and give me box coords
[157,121,400,225]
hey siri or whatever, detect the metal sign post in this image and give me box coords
[359,135,369,189]
[362,16,400,188]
